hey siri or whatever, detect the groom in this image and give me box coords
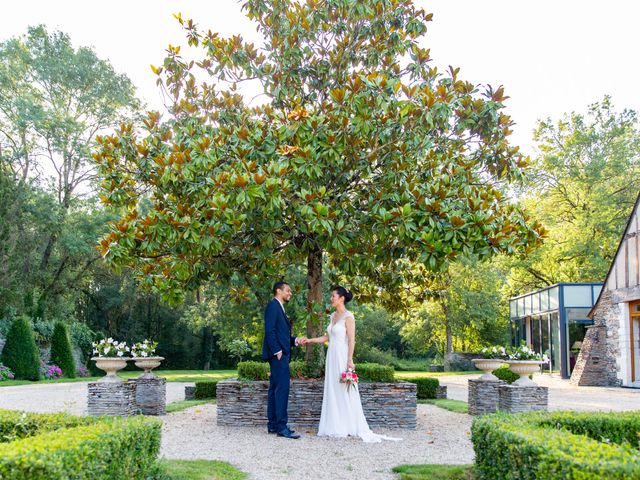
[261,281,305,439]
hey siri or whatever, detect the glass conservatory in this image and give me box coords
[509,283,603,379]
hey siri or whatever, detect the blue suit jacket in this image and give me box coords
[262,298,296,361]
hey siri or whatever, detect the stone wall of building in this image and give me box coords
[217,379,417,429]
[570,289,622,386]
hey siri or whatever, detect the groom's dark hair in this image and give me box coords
[273,281,289,296]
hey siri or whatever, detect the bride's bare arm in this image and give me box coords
[306,334,329,344]
[346,314,356,369]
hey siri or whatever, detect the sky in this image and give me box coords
[2,0,639,157]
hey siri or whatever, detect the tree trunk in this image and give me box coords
[305,246,324,377]
[202,325,214,371]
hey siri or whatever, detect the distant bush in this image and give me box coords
[404,377,439,399]
[1,316,40,380]
[237,361,269,380]
[40,362,62,379]
[492,365,530,384]
[0,364,14,382]
[50,322,76,378]
[194,381,217,399]
[355,346,396,366]
[355,363,395,382]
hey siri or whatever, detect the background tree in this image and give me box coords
[49,321,76,378]
[507,96,640,293]
[95,0,544,373]
[0,25,140,319]
[1,316,40,380]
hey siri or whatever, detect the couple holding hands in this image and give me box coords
[261,282,399,443]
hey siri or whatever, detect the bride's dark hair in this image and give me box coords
[331,285,353,304]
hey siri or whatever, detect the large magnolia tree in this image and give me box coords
[95,0,544,372]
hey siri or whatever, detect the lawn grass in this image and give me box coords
[165,399,216,413]
[392,464,475,480]
[158,459,246,480]
[418,399,468,414]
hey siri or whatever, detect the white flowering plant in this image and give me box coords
[508,342,548,362]
[92,338,129,358]
[480,345,507,358]
[130,339,158,358]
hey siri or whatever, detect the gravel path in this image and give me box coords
[160,403,474,480]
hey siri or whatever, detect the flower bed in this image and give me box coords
[472,410,640,479]
[0,409,160,479]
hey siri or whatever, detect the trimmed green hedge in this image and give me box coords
[404,377,439,399]
[194,381,218,399]
[492,364,520,384]
[237,361,394,382]
[472,410,640,480]
[355,363,395,382]
[0,409,160,479]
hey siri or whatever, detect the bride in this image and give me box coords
[302,285,400,443]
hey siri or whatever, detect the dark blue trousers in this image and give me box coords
[267,353,290,432]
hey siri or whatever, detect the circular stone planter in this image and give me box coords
[507,360,542,386]
[472,358,505,381]
[92,357,129,383]
[134,356,164,378]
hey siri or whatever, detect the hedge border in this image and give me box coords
[471,410,640,480]
[0,409,160,479]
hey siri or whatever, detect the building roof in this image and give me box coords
[588,191,640,318]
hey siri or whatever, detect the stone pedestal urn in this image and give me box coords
[134,357,164,378]
[507,360,542,386]
[92,357,128,382]
[472,358,505,381]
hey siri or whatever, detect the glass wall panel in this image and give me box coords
[541,313,551,372]
[518,297,525,317]
[550,312,561,374]
[592,285,602,303]
[510,300,517,319]
[549,287,559,309]
[566,307,594,374]
[531,315,541,356]
[540,289,549,312]
[563,285,593,307]
[525,295,531,316]
[531,293,541,315]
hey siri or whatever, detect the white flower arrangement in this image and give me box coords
[130,339,158,358]
[480,345,507,358]
[92,338,130,358]
[508,342,547,361]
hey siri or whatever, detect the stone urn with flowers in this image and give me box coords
[91,338,130,382]
[506,342,547,386]
[472,346,506,381]
[131,340,163,378]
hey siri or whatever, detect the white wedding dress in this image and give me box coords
[317,311,401,443]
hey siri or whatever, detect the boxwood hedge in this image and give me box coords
[472,410,640,479]
[403,377,439,399]
[237,361,395,382]
[0,409,160,479]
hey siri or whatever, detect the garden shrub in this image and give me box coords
[50,321,76,378]
[492,364,519,383]
[1,316,40,380]
[355,363,395,382]
[0,409,161,479]
[0,364,14,382]
[194,381,218,399]
[404,377,439,399]
[472,410,640,480]
[355,345,396,366]
[237,361,269,380]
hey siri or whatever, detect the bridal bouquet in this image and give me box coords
[340,369,359,393]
